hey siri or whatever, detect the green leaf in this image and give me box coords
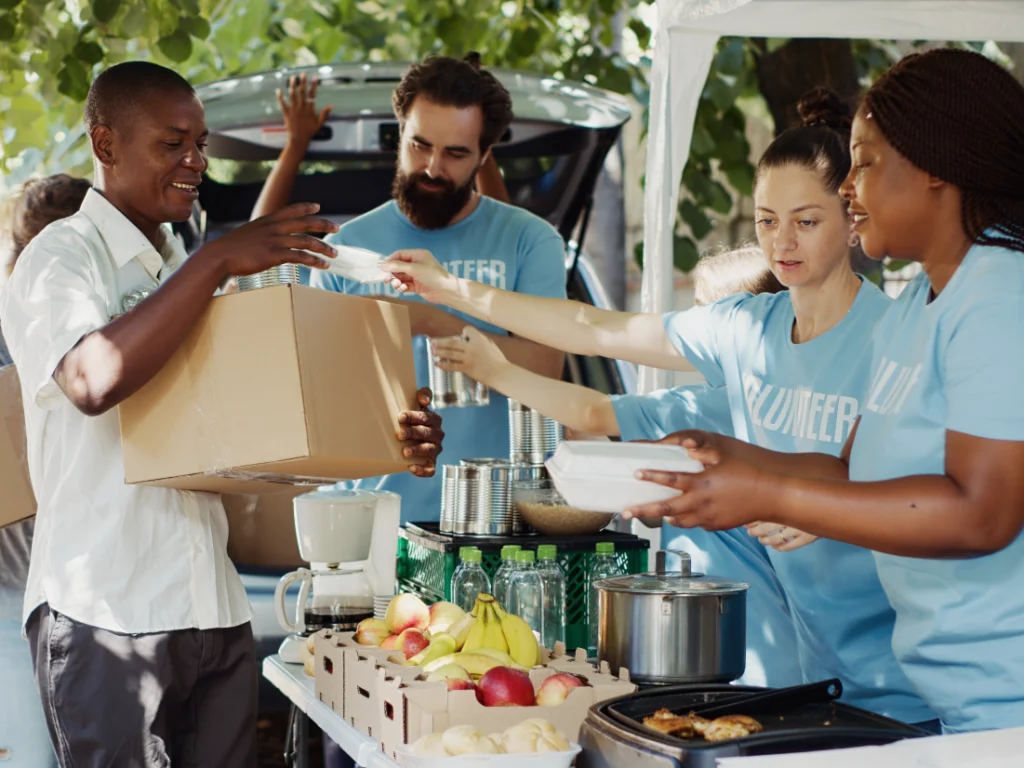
[508,26,540,59]
[703,76,733,112]
[158,28,192,62]
[722,162,755,197]
[679,198,714,241]
[181,15,211,40]
[715,39,745,76]
[57,56,90,101]
[0,13,14,41]
[673,234,700,273]
[766,37,789,53]
[180,0,199,15]
[628,18,650,50]
[706,179,733,215]
[689,122,714,156]
[72,40,104,65]
[92,0,121,24]
[0,0,21,11]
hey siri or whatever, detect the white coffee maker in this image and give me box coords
[274,487,401,663]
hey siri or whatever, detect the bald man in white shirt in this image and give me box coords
[0,62,445,768]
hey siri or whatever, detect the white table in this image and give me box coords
[262,655,400,768]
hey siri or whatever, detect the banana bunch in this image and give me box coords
[453,593,540,668]
[422,647,528,678]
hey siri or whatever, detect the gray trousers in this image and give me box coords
[27,605,257,768]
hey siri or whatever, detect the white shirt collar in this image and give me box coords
[80,189,188,280]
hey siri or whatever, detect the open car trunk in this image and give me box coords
[184,63,636,398]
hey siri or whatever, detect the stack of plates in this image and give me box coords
[373,595,393,620]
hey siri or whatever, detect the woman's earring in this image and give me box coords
[849,234,861,247]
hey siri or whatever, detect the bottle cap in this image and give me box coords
[596,542,615,555]
[537,545,558,560]
[501,545,522,561]
[516,550,536,564]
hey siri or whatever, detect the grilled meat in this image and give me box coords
[642,710,763,742]
[700,714,764,742]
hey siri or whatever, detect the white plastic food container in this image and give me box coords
[545,441,704,513]
[393,744,582,768]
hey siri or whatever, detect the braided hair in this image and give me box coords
[864,48,1024,254]
[756,88,854,194]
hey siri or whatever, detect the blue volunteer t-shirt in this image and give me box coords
[850,244,1024,732]
[612,385,802,690]
[662,279,935,724]
[311,197,567,525]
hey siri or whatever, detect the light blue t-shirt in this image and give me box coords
[662,279,935,724]
[311,198,567,524]
[850,244,1024,732]
[612,385,802,690]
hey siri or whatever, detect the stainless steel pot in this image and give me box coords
[596,550,748,685]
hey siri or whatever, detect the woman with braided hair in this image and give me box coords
[623,48,1024,733]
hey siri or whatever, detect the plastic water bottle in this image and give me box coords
[537,545,566,651]
[508,550,544,639]
[587,542,622,658]
[450,546,475,597]
[452,548,491,612]
[492,545,522,610]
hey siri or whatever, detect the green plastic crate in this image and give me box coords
[396,522,649,652]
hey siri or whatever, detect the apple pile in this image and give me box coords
[428,664,587,708]
[354,594,464,657]
[409,719,572,756]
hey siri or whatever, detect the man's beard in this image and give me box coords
[393,168,476,230]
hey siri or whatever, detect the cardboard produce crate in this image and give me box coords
[0,365,35,528]
[119,285,418,494]
[376,648,636,760]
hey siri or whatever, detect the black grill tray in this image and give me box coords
[599,682,928,760]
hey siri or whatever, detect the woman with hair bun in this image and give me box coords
[380,88,936,727]
[625,48,1024,733]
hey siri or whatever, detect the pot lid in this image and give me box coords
[595,572,749,596]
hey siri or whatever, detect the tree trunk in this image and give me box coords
[753,39,863,135]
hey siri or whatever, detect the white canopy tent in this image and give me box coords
[639,0,1024,392]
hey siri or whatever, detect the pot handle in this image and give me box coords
[655,549,692,576]
[691,678,844,719]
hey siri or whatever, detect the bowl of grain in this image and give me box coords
[513,480,615,536]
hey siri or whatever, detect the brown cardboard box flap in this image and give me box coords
[0,365,36,527]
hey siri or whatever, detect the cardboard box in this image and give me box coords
[223,487,307,569]
[0,365,35,528]
[376,648,637,760]
[119,286,418,494]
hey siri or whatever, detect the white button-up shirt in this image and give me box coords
[0,189,251,634]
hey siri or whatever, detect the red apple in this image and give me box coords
[447,677,479,695]
[535,672,586,706]
[385,594,430,635]
[477,666,536,707]
[396,628,429,660]
[380,635,399,650]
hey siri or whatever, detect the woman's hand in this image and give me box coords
[431,326,509,384]
[277,73,332,148]
[383,249,460,306]
[746,521,819,552]
[621,431,780,531]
